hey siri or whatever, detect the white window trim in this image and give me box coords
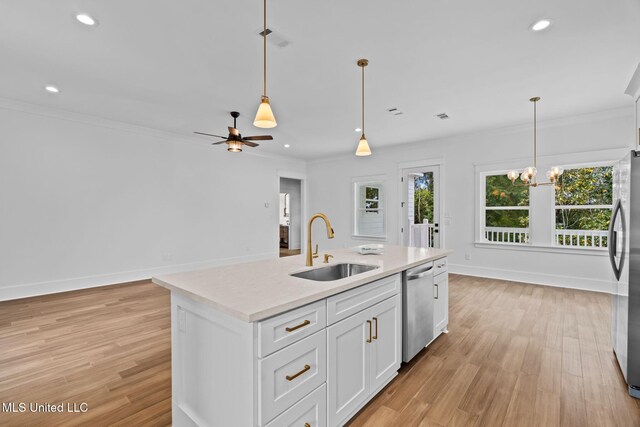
[479,169,531,245]
[352,175,387,241]
[551,161,614,249]
[475,149,626,254]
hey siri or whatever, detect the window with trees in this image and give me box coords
[555,166,613,247]
[483,173,530,243]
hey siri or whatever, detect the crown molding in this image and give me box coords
[0,96,303,163]
[308,106,632,165]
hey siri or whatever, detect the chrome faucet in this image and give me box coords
[306,213,335,266]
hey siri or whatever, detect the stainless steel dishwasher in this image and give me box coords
[402,261,434,363]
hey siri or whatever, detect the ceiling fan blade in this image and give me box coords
[243,135,273,141]
[242,141,259,147]
[228,127,240,136]
[212,141,228,145]
[194,131,227,139]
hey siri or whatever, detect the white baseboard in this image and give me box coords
[0,251,278,302]
[449,263,613,294]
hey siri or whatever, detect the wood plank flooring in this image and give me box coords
[348,275,640,427]
[0,275,638,426]
[0,281,171,426]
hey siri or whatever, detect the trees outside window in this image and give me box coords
[555,166,613,247]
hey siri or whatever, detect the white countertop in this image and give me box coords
[152,245,452,322]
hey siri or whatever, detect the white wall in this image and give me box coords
[279,178,302,249]
[0,100,305,300]
[307,108,635,293]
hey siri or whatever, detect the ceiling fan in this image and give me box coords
[194,111,273,152]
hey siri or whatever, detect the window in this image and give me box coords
[555,166,613,248]
[482,173,530,244]
[353,177,386,239]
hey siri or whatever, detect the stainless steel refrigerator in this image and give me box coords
[610,150,640,398]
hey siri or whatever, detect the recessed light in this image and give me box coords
[531,19,552,31]
[76,14,98,26]
[284,144,291,148]
[355,128,362,132]
[45,85,60,93]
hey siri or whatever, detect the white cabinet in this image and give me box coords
[433,272,448,335]
[328,294,402,426]
[170,272,403,427]
[327,307,371,426]
[369,295,402,392]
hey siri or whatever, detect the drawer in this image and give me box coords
[258,300,326,358]
[434,257,448,276]
[259,330,327,425]
[265,384,326,427]
[326,273,401,325]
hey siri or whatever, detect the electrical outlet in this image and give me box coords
[465,253,471,261]
[264,202,270,208]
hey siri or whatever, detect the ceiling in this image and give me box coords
[1,0,639,160]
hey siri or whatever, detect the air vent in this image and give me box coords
[436,113,450,120]
[387,107,404,116]
[257,28,291,48]
[387,108,398,112]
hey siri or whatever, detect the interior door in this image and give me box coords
[369,295,401,392]
[402,165,441,248]
[327,309,371,427]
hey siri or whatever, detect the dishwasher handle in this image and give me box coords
[407,265,434,280]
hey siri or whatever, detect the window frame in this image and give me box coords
[479,170,531,245]
[551,161,615,249]
[352,175,387,240]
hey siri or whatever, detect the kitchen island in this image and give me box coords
[153,245,451,427]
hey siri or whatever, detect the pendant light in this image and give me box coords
[507,97,563,187]
[355,59,372,156]
[253,0,277,128]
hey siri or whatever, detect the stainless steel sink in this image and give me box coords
[290,263,379,281]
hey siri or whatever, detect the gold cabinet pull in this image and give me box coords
[285,319,311,332]
[286,364,311,381]
[372,317,378,340]
[304,424,311,427]
[366,320,372,343]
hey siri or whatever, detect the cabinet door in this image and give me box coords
[327,309,371,427]
[369,295,402,392]
[433,273,448,335]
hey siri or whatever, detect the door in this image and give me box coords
[402,165,441,248]
[327,309,371,427]
[369,295,401,392]
[433,273,448,335]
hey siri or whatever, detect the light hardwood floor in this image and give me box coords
[1,275,639,426]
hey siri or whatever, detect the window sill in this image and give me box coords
[352,234,387,242]
[474,241,608,256]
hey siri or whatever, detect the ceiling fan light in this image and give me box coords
[227,141,243,152]
[355,135,372,156]
[254,97,277,129]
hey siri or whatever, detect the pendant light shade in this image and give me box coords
[355,59,371,156]
[356,134,371,156]
[254,0,277,128]
[254,96,277,128]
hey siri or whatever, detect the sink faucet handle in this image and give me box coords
[312,243,319,259]
[323,254,334,264]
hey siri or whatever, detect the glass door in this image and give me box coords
[402,165,441,248]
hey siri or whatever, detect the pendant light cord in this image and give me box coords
[533,98,537,169]
[263,0,267,98]
[361,64,365,134]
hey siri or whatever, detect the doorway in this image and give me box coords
[279,177,302,257]
[401,165,441,248]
